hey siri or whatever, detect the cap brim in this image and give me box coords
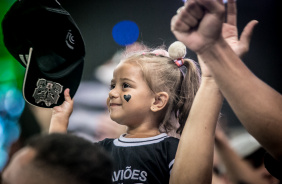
[23,48,83,108]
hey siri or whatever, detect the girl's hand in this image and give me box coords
[49,88,73,133]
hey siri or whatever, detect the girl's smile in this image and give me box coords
[109,103,122,108]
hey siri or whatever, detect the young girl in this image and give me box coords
[50,0,260,183]
[50,41,201,184]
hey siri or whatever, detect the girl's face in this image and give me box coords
[107,62,155,127]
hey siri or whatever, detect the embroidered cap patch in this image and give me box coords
[33,78,63,107]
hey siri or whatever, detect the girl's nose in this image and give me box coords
[109,89,118,99]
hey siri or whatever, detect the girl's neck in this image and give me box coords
[125,129,161,138]
[122,120,161,138]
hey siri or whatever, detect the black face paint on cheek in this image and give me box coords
[124,94,131,102]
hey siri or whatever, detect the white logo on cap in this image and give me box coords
[65,30,75,50]
[33,78,63,106]
[19,54,30,65]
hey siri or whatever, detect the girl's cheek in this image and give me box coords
[123,94,131,102]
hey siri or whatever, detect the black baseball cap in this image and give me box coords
[2,0,85,108]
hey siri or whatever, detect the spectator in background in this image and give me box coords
[171,0,282,181]
[215,126,280,184]
[1,133,113,184]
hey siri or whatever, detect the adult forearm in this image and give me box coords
[199,37,282,160]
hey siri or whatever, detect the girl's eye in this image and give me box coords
[123,83,130,88]
[110,84,115,90]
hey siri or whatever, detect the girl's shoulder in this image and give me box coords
[97,138,115,146]
[96,138,116,153]
[161,135,179,144]
[162,136,179,149]
[165,135,180,142]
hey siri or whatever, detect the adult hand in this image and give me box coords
[171,0,225,54]
[222,0,258,58]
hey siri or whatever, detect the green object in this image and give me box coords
[0,0,25,90]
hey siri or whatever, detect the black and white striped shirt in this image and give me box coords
[99,133,179,184]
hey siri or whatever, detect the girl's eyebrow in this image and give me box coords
[120,78,136,83]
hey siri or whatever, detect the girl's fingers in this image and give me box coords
[64,88,72,103]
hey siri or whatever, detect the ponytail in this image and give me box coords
[176,59,200,134]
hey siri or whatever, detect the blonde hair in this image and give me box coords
[121,42,200,135]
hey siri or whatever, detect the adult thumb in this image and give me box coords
[239,20,259,47]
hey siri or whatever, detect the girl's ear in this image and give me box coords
[151,92,169,112]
